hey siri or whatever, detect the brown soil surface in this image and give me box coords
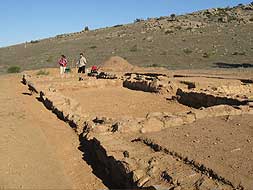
[0,74,105,190]
[99,56,136,72]
[142,115,253,189]
[8,67,253,189]
[61,86,190,119]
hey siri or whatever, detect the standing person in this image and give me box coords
[76,53,87,73]
[58,55,68,75]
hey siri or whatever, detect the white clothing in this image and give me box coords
[60,66,66,74]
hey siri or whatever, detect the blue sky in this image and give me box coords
[0,0,251,47]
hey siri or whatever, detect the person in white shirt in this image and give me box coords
[76,53,87,73]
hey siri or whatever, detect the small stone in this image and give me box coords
[133,169,145,182]
[123,150,129,158]
[137,176,150,187]
[147,166,157,176]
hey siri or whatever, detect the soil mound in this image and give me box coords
[100,56,135,72]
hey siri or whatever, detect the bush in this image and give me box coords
[149,63,160,67]
[130,44,138,52]
[90,45,97,49]
[170,14,176,18]
[7,66,21,73]
[30,40,39,43]
[36,70,49,75]
[183,48,193,54]
[84,26,89,31]
[134,18,144,23]
[202,52,210,58]
[113,24,123,28]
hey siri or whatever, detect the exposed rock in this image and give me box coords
[140,117,164,133]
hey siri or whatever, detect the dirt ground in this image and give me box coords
[0,74,105,190]
[2,64,253,189]
[61,86,190,119]
[142,114,253,189]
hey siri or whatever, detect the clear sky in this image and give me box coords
[0,0,251,47]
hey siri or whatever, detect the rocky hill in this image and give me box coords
[0,3,253,74]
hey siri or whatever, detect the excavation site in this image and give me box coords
[1,3,253,189]
[21,56,253,190]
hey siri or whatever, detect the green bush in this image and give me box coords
[170,14,176,18]
[90,45,97,49]
[130,44,138,52]
[202,52,210,58]
[134,18,144,23]
[36,70,50,75]
[30,40,39,43]
[149,63,160,67]
[183,48,193,54]
[7,66,21,73]
[84,26,89,31]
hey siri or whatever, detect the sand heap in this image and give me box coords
[99,56,135,72]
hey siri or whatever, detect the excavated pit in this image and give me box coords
[22,69,253,190]
[176,88,248,109]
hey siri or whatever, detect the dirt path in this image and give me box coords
[0,74,105,190]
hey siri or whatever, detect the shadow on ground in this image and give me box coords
[213,62,253,68]
[78,134,155,190]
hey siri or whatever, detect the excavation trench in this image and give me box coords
[38,91,142,189]
[78,134,136,189]
[176,88,248,109]
[23,74,252,189]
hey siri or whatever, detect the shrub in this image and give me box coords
[170,14,176,18]
[149,63,160,67]
[183,48,193,54]
[84,26,89,31]
[175,26,182,30]
[232,51,246,56]
[30,40,39,43]
[130,44,138,52]
[90,45,97,49]
[7,66,21,73]
[36,70,50,75]
[134,18,144,23]
[164,29,174,34]
[202,52,210,58]
[249,17,253,22]
[113,24,123,28]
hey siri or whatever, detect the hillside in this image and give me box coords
[0,3,253,74]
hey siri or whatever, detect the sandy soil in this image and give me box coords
[143,115,253,189]
[11,66,253,189]
[0,74,105,190]
[61,86,191,119]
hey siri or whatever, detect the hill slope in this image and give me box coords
[0,3,253,74]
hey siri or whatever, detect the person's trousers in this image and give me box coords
[78,66,86,73]
[60,66,66,74]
